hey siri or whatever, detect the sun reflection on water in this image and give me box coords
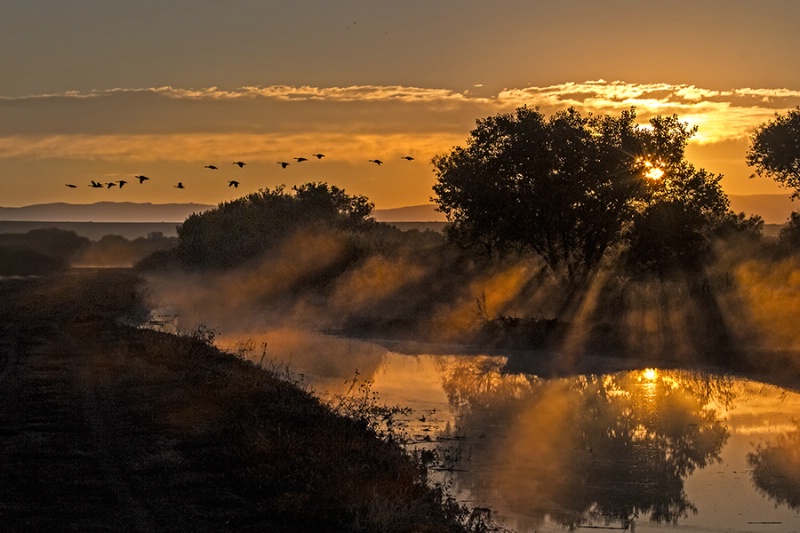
[641,368,658,381]
[198,327,800,532]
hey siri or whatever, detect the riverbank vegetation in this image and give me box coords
[0,269,483,532]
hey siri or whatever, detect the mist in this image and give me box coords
[138,218,800,387]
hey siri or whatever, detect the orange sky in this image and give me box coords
[2,2,800,212]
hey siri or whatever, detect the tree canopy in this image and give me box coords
[432,107,732,279]
[747,107,800,199]
[175,182,375,268]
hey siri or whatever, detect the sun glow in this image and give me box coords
[636,157,665,181]
[644,166,664,180]
[641,368,658,382]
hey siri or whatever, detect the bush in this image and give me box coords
[174,182,376,269]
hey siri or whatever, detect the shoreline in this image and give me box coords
[0,269,477,532]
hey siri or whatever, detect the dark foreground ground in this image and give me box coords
[0,270,473,532]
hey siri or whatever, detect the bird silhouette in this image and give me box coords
[228,180,240,188]
[401,156,414,161]
[294,157,308,163]
[205,165,218,170]
[312,153,325,159]
[135,175,150,184]
[233,161,246,168]
[106,182,117,188]
[89,180,103,188]
[65,184,77,188]
[117,180,128,188]
[278,161,290,168]
[174,182,185,189]
[369,159,383,165]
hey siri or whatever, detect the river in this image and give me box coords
[208,327,800,533]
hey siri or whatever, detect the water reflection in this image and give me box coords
[438,366,733,530]
[146,312,800,531]
[748,421,800,510]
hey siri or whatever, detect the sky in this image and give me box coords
[2,0,800,211]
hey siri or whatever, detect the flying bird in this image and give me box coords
[106,182,117,188]
[401,156,414,161]
[117,180,128,188]
[65,184,77,188]
[174,182,185,189]
[89,180,103,188]
[368,159,383,166]
[312,153,325,159]
[205,165,218,170]
[233,161,246,168]
[228,180,240,188]
[294,157,308,163]
[135,175,150,184]
[278,161,290,168]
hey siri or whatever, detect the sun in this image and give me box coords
[644,165,664,180]
[635,156,665,181]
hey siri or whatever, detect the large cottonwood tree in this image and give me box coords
[747,107,800,199]
[432,107,731,279]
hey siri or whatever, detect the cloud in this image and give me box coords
[496,80,800,144]
[2,80,800,162]
[0,84,483,104]
[0,132,465,163]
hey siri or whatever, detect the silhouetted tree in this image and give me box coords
[78,233,178,267]
[747,107,800,199]
[175,182,375,268]
[778,211,800,249]
[712,210,764,240]
[432,107,731,280]
[0,246,65,275]
[624,162,732,275]
[0,228,91,274]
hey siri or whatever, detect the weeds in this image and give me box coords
[330,370,413,443]
[186,323,218,346]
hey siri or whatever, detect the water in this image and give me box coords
[214,329,800,532]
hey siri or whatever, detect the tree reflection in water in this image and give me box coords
[748,422,800,510]
[439,362,733,530]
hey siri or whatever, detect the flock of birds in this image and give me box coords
[64,154,416,191]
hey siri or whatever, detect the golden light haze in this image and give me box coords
[3,1,800,210]
[2,81,800,209]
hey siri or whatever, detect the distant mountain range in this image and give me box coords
[0,196,794,224]
[372,204,446,222]
[0,201,448,223]
[0,202,215,223]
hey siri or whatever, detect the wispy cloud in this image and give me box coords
[0,85,482,104]
[3,80,798,145]
[496,81,800,144]
[3,80,798,206]
[1,80,799,162]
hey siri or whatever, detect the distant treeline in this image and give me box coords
[139,182,444,272]
[0,221,179,241]
[0,228,176,275]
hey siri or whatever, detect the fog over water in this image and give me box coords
[142,295,800,532]
[140,228,800,531]
[214,332,800,532]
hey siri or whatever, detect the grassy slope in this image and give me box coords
[0,270,469,532]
